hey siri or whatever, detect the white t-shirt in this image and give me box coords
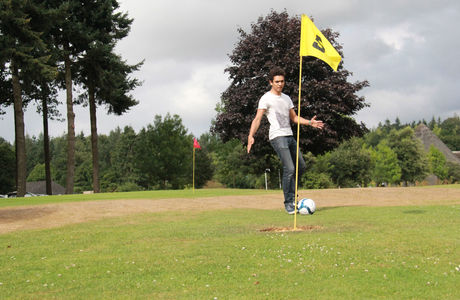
[258,91,294,140]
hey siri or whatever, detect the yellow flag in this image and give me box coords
[300,15,342,71]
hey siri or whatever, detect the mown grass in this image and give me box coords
[0,189,278,208]
[1,204,459,299]
[2,184,460,208]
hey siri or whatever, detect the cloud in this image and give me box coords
[121,62,228,136]
[169,63,228,134]
[356,84,444,127]
[376,22,426,51]
[2,0,460,143]
[116,0,256,64]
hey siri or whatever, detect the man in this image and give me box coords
[247,67,324,214]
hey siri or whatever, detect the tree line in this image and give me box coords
[2,8,459,195]
[0,0,142,196]
[0,114,213,194]
[210,116,460,190]
[1,114,459,194]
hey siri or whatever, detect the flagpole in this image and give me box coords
[193,147,196,194]
[294,56,303,230]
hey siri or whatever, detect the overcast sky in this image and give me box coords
[1,0,459,143]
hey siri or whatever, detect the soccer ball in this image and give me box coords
[297,198,316,215]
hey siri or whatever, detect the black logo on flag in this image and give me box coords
[313,35,325,53]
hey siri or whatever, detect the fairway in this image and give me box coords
[1,186,459,234]
[1,187,459,299]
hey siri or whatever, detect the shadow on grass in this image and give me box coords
[315,206,343,212]
[402,209,426,214]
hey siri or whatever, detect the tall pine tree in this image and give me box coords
[0,0,55,196]
[76,0,142,193]
[40,0,94,194]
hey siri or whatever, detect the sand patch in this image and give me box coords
[0,187,459,234]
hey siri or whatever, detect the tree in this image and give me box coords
[36,82,60,194]
[381,119,393,134]
[25,134,44,175]
[22,73,61,195]
[73,132,92,193]
[370,140,401,186]
[27,163,57,182]
[0,0,55,196]
[439,116,460,150]
[364,127,386,148]
[327,137,372,187]
[74,159,92,193]
[134,114,191,189]
[0,69,11,115]
[300,152,333,189]
[447,161,460,183]
[49,134,67,187]
[100,126,140,192]
[40,0,95,194]
[75,0,142,193]
[394,117,402,130]
[78,48,142,192]
[428,145,448,182]
[432,122,442,137]
[213,11,369,168]
[428,116,437,130]
[387,127,430,185]
[0,138,15,194]
[213,139,254,188]
[23,0,65,195]
[193,134,215,188]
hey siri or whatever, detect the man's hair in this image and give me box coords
[269,67,286,82]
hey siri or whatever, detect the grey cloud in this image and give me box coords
[2,0,460,142]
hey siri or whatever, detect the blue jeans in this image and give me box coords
[270,136,306,206]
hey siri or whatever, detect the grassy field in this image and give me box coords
[0,188,459,299]
[1,184,459,208]
[0,189,277,208]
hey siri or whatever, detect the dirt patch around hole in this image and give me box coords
[259,225,322,232]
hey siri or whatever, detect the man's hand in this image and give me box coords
[247,135,254,153]
[309,115,324,129]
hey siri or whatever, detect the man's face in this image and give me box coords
[270,75,285,94]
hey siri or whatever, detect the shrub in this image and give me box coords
[302,172,333,189]
[117,182,143,192]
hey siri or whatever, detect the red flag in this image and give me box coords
[193,138,201,149]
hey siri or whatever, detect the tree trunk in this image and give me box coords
[65,54,76,194]
[42,96,52,195]
[89,83,100,193]
[11,60,27,197]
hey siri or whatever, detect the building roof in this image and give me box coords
[26,181,66,195]
[414,124,460,165]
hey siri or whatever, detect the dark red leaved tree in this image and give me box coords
[213,11,369,163]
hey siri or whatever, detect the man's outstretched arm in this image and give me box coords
[289,109,324,129]
[247,109,266,153]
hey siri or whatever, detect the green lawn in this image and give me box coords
[1,203,459,299]
[0,189,278,208]
[2,184,459,208]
